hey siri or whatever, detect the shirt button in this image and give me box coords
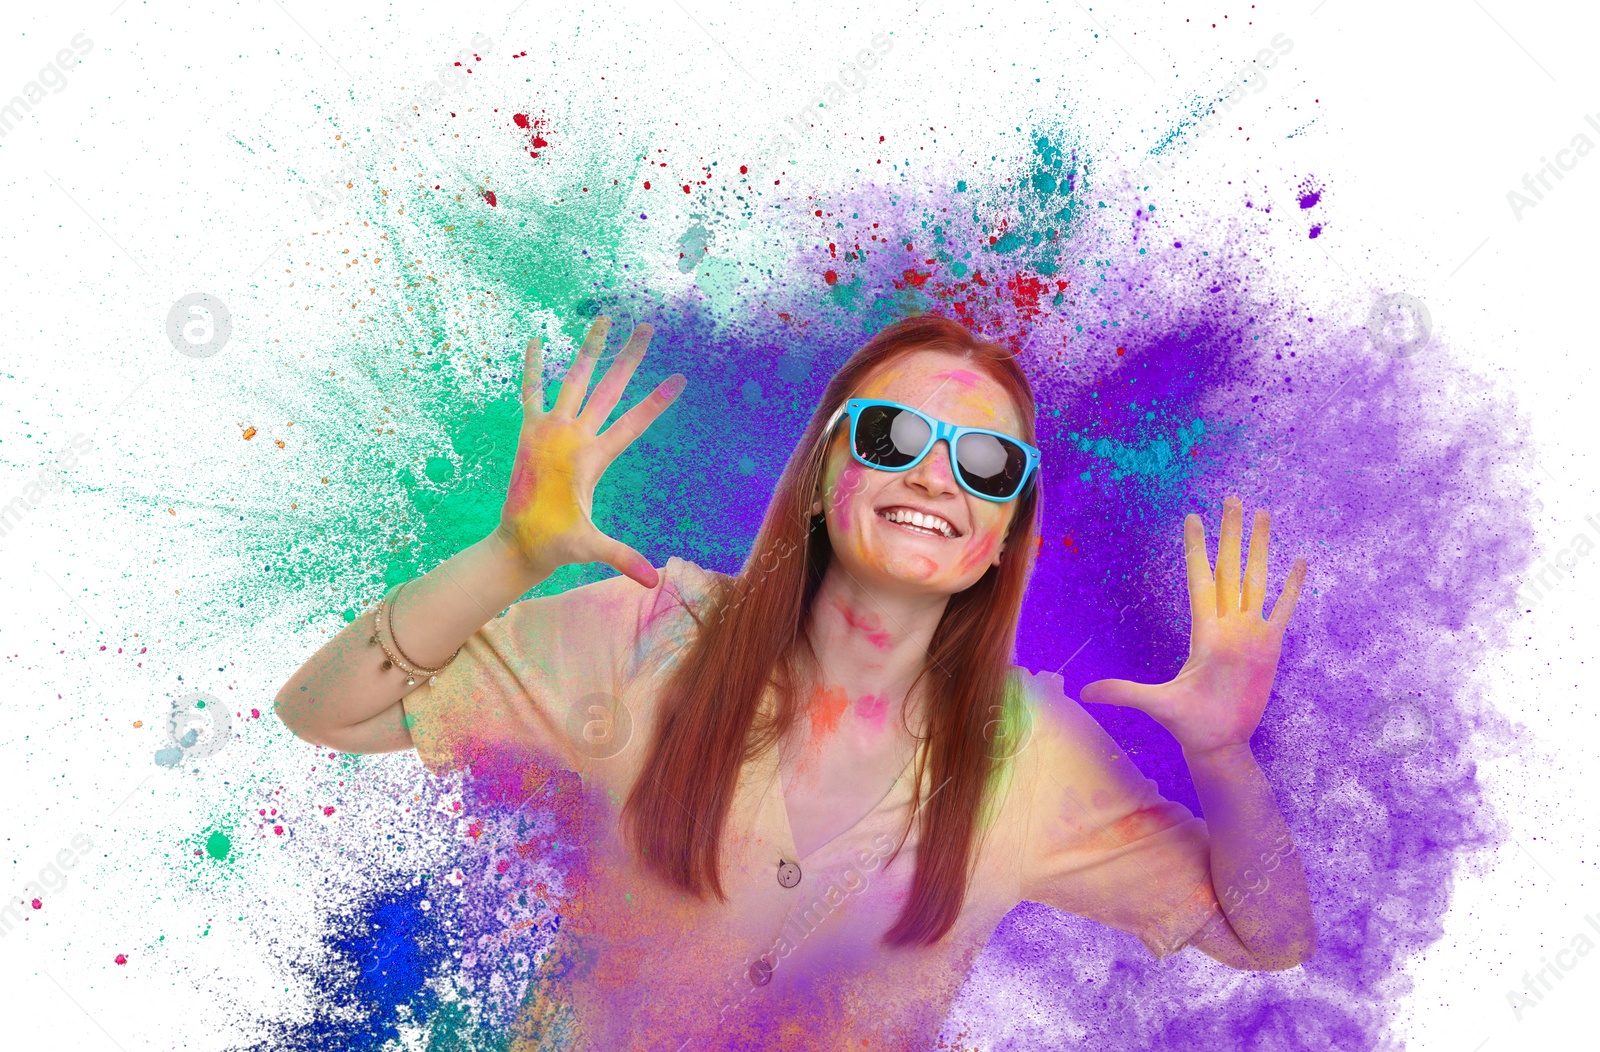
[748,957,773,986]
[776,860,802,888]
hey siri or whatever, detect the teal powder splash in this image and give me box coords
[237,97,1533,1051]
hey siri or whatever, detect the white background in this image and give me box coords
[0,0,1595,1048]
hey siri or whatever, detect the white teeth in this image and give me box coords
[881,508,955,538]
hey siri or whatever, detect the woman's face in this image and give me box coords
[817,349,1029,597]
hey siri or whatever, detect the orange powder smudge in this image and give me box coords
[1107,805,1173,846]
[808,685,853,741]
[241,427,257,440]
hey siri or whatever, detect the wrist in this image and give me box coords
[1181,739,1256,770]
[490,524,554,586]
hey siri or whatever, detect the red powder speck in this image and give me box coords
[681,184,691,194]
[482,190,497,207]
[114,954,127,965]
[739,164,748,174]
[814,209,822,217]
[513,113,529,128]
[824,270,838,286]
[1116,347,1126,355]
[643,180,651,189]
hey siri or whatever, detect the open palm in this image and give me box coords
[1080,497,1308,755]
[497,317,686,590]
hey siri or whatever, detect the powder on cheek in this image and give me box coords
[829,462,867,524]
[955,526,1005,575]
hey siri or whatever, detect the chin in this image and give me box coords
[857,547,977,595]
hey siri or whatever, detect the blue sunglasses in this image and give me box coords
[828,398,1041,502]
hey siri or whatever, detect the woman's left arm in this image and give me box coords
[1081,495,1315,971]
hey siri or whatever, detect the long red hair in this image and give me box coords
[621,313,1040,946]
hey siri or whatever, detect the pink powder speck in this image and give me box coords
[853,692,890,730]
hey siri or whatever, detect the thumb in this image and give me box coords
[1080,678,1164,713]
[589,527,658,590]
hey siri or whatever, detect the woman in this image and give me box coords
[277,313,1314,1051]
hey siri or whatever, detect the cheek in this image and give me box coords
[828,463,868,526]
[955,524,1007,574]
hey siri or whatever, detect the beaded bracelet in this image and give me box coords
[370,580,461,686]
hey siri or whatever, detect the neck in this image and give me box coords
[801,562,948,732]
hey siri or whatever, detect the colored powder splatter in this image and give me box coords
[193,98,1531,1049]
[205,830,231,860]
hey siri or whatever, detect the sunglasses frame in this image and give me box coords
[829,398,1042,503]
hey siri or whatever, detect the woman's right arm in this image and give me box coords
[273,317,686,755]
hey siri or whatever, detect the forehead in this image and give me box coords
[854,348,1026,434]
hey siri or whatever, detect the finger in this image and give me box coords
[578,323,654,431]
[520,337,545,413]
[1215,495,1244,615]
[1184,514,1216,625]
[552,317,611,418]
[1080,677,1164,714]
[1267,557,1308,632]
[1241,508,1271,617]
[597,373,687,461]
[590,527,659,590]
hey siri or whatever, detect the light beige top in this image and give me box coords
[403,557,1219,1051]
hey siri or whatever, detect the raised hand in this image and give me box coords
[1079,496,1308,756]
[496,317,686,589]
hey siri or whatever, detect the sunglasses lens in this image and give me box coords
[855,404,930,467]
[956,432,1030,499]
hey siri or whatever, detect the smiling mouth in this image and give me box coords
[877,506,959,539]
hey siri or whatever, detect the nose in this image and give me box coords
[903,439,961,498]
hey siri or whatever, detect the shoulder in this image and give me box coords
[658,555,731,609]
[623,556,734,676]
[1006,665,1131,782]
[638,556,730,630]
[1008,666,1098,745]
